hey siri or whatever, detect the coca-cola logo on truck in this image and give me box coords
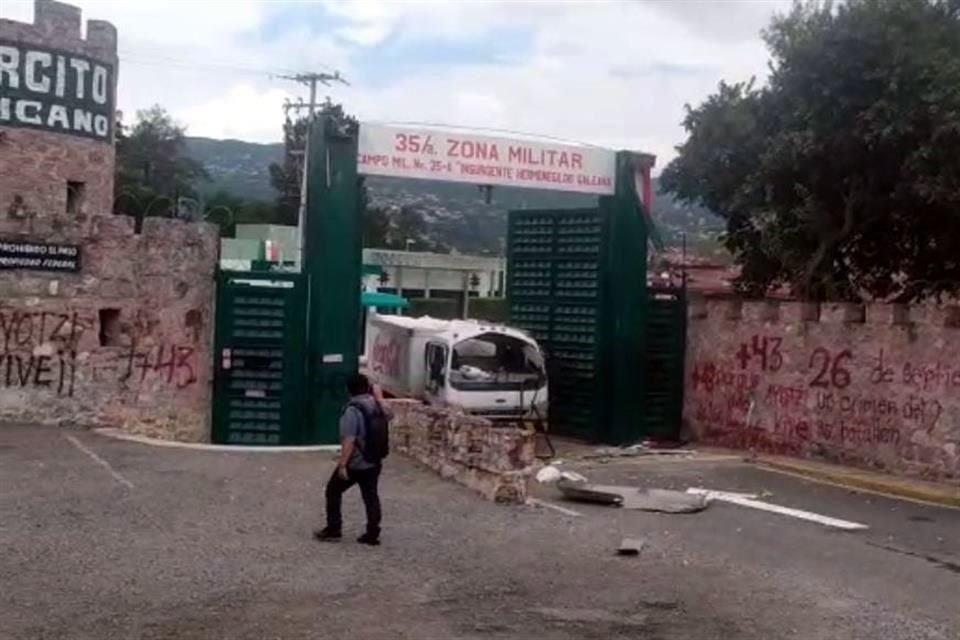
[371,333,401,378]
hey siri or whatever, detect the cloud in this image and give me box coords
[642,0,793,43]
[1,0,785,167]
[177,85,289,142]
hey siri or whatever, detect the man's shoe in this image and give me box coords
[357,532,381,546]
[313,528,342,542]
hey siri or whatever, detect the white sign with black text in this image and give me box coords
[0,240,81,272]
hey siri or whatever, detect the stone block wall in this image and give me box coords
[685,298,960,484]
[0,214,219,441]
[385,399,536,502]
[1,0,118,218]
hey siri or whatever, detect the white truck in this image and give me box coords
[362,313,548,420]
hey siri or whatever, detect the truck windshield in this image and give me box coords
[449,333,545,391]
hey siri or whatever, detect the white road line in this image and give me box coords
[687,487,868,531]
[526,497,583,518]
[94,428,341,453]
[64,434,135,490]
[686,489,760,501]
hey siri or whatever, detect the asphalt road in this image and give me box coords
[2,425,959,639]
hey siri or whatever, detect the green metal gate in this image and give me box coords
[644,286,687,441]
[507,209,686,443]
[212,271,308,445]
[507,207,609,441]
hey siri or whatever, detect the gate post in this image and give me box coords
[600,151,650,444]
[303,113,362,444]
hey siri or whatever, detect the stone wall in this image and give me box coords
[685,298,960,484]
[0,214,219,441]
[385,399,536,502]
[1,0,118,218]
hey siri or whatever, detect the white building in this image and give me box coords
[362,248,505,299]
[220,225,506,300]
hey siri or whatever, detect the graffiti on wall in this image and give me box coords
[689,334,947,458]
[0,310,85,397]
[0,308,199,398]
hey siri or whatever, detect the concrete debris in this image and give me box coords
[559,470,588,483]
[620,489,708,513]
[617,538,647,556]
[557,481,708,513]
[536,464,587,484]
[583,443,696,460]
[556,480,624,505]
[535,465,563,484]
[686,489,759,501]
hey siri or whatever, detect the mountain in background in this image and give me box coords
[184,136,725,257]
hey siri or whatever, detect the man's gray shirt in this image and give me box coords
[340,394,381,471]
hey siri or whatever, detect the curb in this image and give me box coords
[753,456,960,510]
[94,428,341,453]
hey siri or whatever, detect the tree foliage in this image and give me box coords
[661,0,960,301]
[114,105,209,219]
[268,116,308,227]
[202,190,280,236]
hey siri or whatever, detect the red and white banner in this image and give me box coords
[358,123,616,195]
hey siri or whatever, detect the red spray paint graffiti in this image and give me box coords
[690,334,946,458]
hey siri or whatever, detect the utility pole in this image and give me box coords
[278,72,348,269]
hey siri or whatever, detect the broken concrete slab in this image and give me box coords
[557,482,708,513]
[556,480,624,505]
[620,488,708,513]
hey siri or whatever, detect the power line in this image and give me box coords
[119,54,298,78]
[118,49,338,80]
[276,72,350,116]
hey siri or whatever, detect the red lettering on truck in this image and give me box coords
[371,333,402,378]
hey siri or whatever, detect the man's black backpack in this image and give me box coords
[349,400,390,464]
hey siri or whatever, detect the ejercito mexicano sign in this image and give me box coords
[0,40,114,142]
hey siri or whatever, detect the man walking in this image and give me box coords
[315,373,389,546]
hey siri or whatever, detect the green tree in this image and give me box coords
[269,101,427,251]
[269,99,360,227]
[114,106,209,219]
[662,0,960,302]
[202,190,279,237]
[268,116,308,226]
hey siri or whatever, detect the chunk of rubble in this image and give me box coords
[617,538,647,556]
[557,480,708,513]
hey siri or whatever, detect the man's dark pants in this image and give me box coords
[325,465,382,536]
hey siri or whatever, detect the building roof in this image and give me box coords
[361,292,409,309]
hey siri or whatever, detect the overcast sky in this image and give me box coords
[3,0,790,168]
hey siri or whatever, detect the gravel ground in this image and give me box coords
[1,425,959,640]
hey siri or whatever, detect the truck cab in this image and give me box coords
[424,327,548,420]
